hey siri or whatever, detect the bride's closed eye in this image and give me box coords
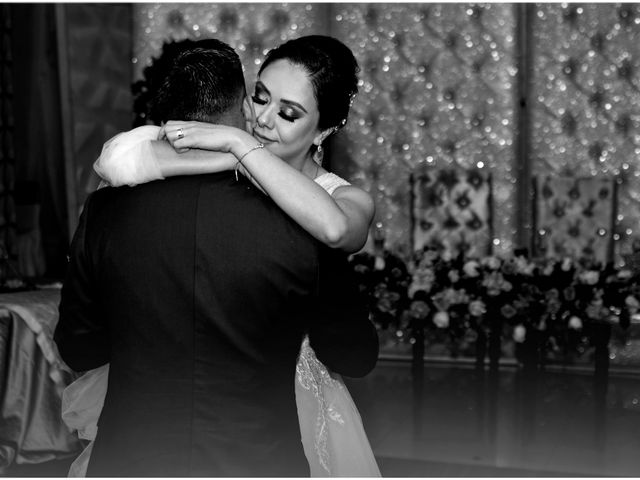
[251,94,268,106]
[251,94,299,123]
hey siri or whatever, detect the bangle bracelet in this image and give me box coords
[234,161,255,183]
[238,143,264,162]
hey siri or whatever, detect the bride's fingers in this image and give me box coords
[172,138,190,153]
[157,125,168,141]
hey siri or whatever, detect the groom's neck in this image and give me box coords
[207,110,245,129]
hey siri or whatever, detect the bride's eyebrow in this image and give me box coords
[281,99,308,114]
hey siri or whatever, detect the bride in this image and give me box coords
[62,35,380,477]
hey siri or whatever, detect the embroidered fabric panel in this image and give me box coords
[534,176,616,264]
[411,167,492,258]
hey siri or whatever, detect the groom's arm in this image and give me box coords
[55,193,109,372]
[308,247,378,378]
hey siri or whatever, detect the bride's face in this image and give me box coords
[250,59,322,166]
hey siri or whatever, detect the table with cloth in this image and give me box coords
[0,288,82,470]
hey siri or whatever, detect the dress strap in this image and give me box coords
[314,172,350,196]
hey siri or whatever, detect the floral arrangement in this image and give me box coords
[350,247,640,364]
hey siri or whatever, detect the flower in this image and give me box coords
[561,257,573,271]
[433,311,450,328]
[482,271,510,296]
[501,260,517,275]
[625,295,640,314]
[415,249,439,267]
[374,284,401,313]
[547,299,562,315]
[563,286,576,301]
[501,304,517,319]
[448,270,460,283]
[514,256,535,275]
[545,288,560,301]
[586,298,606,320]
[353,264,370,274]
[618,269,633,280]
[409,300,431,319]
[578,271,600,285]
[409,267,435,296]
[568,316,582,330]
[513,325,526,343]
[481,256,501,270]
[469,300,486,317]
[463,260,480,277]
[441,250,453,262]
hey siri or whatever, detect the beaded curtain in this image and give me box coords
[531,4,640,264]
[133,3,640,259]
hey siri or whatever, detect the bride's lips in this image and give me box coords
[253,130,275,144]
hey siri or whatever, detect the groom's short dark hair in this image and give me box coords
[151,39,245,123]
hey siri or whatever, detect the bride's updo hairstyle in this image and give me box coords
[259,35,359,132]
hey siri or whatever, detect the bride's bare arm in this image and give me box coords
[95,123,374,252]
[151,141,237,177]
[94,126,238,187]
[163,121,375,253]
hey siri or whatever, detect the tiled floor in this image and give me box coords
[345,361,640,477]
[4,361,640,477]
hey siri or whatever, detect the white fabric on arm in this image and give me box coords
[314,172,350,196]
[93,125,163,187]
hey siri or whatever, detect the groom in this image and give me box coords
[55,40,378,477]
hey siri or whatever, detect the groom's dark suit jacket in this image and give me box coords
[54,172,378,477]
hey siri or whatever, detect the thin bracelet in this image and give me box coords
[238,142,265,162]
[235,143,264,182]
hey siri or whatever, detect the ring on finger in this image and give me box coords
[177,128,184,139]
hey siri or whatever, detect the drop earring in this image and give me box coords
[313,143,324,165]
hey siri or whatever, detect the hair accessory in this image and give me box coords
[349,92,357,107]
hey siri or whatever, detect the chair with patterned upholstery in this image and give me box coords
[410,166,493,258]
[532,175,617,265]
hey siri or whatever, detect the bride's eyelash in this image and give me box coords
[279,111,296,122]
[251,94,267,105]
[252,93,298,123]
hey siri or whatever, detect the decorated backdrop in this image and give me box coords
[132,3,640,262]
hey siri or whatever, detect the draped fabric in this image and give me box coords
[533,176,617,264]
[411,167,493,258]
[11,4,69,277]
[0,289,82,469]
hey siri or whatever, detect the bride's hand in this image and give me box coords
[158,121,249,154]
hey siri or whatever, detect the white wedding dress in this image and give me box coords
[61,127,380,477]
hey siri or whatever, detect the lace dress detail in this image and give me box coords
[296,338,346,475]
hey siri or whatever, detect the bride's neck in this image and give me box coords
[300,156,322,180]
[287,153,320,180]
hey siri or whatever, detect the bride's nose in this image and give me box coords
[256,105,276,129]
